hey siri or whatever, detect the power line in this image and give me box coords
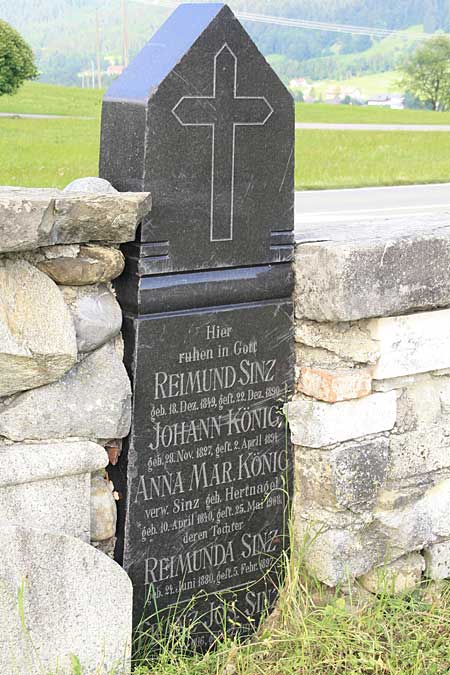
[122,0,130,67]
[128,0,432,40]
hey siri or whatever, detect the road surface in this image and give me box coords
[295,183,450,230]
[295,122,450,131]
[0,112,95,120]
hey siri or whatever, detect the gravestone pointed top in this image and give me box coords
[100,2,294,274]
[105,3,227,106]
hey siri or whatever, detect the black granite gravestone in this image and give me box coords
[100,3,294,647]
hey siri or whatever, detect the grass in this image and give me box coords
[295,101,450,125]
[0,117,100,188]
[128,551,450,675]
[0,82,103,117]
[295,130,450,190]
[2,83,450,192]
[310,71,403,99]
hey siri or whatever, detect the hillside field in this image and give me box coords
[308,71,402,99]
[2,83,450,190]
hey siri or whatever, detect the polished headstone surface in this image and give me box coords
[100,2,295,648]
[117,301,293,645]
[100,3,294,273]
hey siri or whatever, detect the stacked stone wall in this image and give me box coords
[0,178,151,674]
[288,215,450,593]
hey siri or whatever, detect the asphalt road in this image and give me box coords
[295,183,450,230]
[0,112,95,120]
[296,122,450,131]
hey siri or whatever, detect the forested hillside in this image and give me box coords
[0,0,449,85]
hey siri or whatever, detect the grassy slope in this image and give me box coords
[295,102,450,124]
[0,118,100,188]
[0,82,103,117]
[300,25,423,85]
[2,83,450,191]
[295,130,450,189]
[310,71,403,99]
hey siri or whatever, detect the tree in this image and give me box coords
[0,20,37,96]
[399,35,450,111]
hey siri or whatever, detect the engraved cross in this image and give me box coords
[172,43,273,242]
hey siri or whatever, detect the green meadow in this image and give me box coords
[295,102,450,126]
[2,82,450,190]
[295,130,450,190]
[0,81,103,117]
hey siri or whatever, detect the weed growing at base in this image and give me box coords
[130,552,450,675]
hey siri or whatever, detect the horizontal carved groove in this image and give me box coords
[271,230,295,246]
[122,241,170,258]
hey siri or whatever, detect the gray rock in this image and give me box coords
[294,521,385,587]
[295,319,380,365]
[61,284,123,352]
[0,341,132,442]
[0,187,151,253]
[375,478,450,558]
[387,376,450,480]
[64,177,118,193]
[287,391,396,448]
[295,435,389,511]
[424,541,450,580]
[38,245,125,285]
[295,214,450,321]
[0,441,107,541]
[0,259,77,396]
[359,552,425,595]
[0,524,132,674]
[90,472,117,541]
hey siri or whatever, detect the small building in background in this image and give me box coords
[367,93,405,109]
[107,64,125,77]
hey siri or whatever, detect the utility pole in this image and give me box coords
[122,0,129,67]
[91,60,96,89]
[96,11,103,89]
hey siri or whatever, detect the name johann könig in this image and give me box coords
[149,400,280,450]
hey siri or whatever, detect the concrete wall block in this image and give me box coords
[389,429,450,481]
[287,391,397,448]
[368,309,450,379]
[0,442,107,541]
[0,525,132,674]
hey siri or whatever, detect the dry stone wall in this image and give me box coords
[0,177,151,674]
[288,214,450,593]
